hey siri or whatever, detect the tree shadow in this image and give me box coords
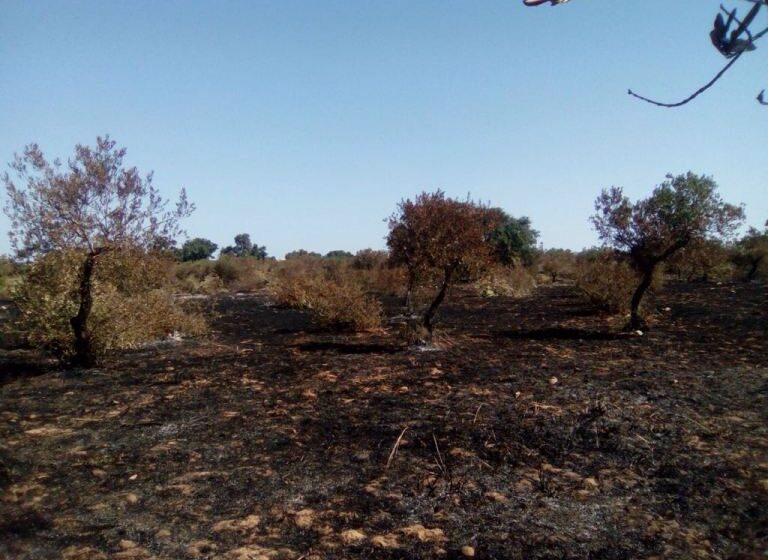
[495,327,622,341]
[295,341,402,355]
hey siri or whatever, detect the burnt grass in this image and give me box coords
[1,281,766,560]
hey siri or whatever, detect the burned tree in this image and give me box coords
[591,172,743,330]
[387,190,499,340]
[3,136,193,367]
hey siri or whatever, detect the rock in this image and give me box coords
[400,524,446,543]
[294,508,315,528]
[124,493,140,504]
[62,546,108,560]
[514,479,534,492]
[583,477,599,489]
[212,514,261,532]
[118,540,137,550]
[340,529,366,544]
[461,545,476,557]
[371,533,400,548]
[484,491,508,502]
[548,376,558,385]
[91,468,107,478]
[186,540,218,558]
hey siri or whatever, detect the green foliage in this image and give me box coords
[592,172,744,327]
[486,211,539,266]
[221,233,267,259]
[181,237,218,262]
[285,249,321,260]
[325,250,353,259]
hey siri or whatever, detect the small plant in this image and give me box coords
[475,265,536,298]
[537,249,576,283]
[271,262,381,331]
[574,250,643,315]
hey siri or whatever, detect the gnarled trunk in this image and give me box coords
[422,265,455,335]
[627,264,655,331]
[70,250,99,368]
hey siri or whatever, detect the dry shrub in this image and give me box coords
[271,260,382,331]
[575,251,644,314]
[174,256,271,293]
[352,249,388,270]
[214,255,271,291]
[475,265,536,298]
[667,240,734,282]
[14,248,206,361]
[537,249,577,284]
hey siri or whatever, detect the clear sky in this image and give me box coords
[1,0,765,258]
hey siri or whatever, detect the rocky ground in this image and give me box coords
[1,281,766,559]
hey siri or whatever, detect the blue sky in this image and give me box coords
[1,0,765,258]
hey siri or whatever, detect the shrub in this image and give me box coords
[574,251,643,314]
[271,262,382,331]
[475,265,537,298]
[537,249,576,283]
[352,249,388,270]
[666,239,734,282]
[14,249,205,362]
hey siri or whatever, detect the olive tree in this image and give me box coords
[181,237,218,261]
[3,136,193,367]
[732,220,768,280]
[387,190,500,338]
[221,233,267,259]
[591,172,744,330]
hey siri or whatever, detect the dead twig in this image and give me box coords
[386,426,409,469]
[473,403,484,425]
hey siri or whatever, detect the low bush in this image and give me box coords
[174,255,271,293]
[537,249,577,283]
[271,261,382,331]
[574,251,654,314]
[666,239,734,282]
[14,249,206,362]
[475,265,536,298]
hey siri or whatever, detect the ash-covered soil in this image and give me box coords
[1,281,766,559]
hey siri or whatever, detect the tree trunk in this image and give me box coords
[404,271,417,313]
[423,266,454,335]
[627,265,655,331]
[70,251,99,368]
[746,257,761,281]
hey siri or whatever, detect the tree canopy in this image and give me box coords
[592,172,744,328]
[221,233,267,259]
[181,237,218,261]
